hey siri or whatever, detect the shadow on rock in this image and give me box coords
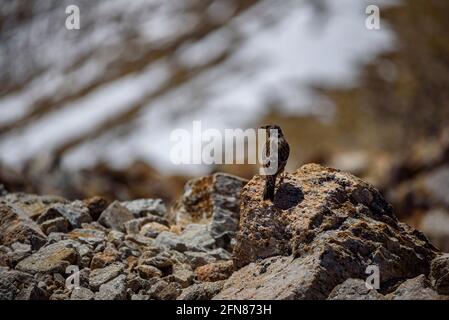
[273,183,303,210]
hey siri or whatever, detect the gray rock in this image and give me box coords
[131,294,150,300]
[430,254,449,295]
[140,252,173,269]
[208,248,232,260]
[328,279,385,300]
[98,201,134,232]
[124,216,168,234]
[8,242,32,265]
[70,287,95,300]
[107,230,125,247]
[16,240,79,274]
[0,193,67,220]
[178,224,215,250]
[40,217,70,235]
[171,263,194,288]
[15,284,49,300]
[178,281,224,300]
[387,275,448,300]
[37,201,92,228]
[0,204,47,250]
[120,199,167,218]
[10,242,31,254]
[154,232,188,252]
[89,262,124,290]
[95,274,127,300]
[184,251,217,269]
[147,279,182,300]
[0,270,35,300]
[125,234,155,247]
[174,173,247,251]
[154,225,215,253]
[126,274,153,293]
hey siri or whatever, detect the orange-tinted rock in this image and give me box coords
[195,260,234,282]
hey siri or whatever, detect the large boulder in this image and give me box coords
[215,164,438,299]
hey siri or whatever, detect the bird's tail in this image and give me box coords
[263,175,276,201]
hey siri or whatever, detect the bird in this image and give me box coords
[260,124,290,201]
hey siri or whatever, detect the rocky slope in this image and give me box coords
[1,165,449,300]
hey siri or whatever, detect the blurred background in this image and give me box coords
[1,0,449,251]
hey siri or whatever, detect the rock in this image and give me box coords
[147,279,182,300]
[216,164,438,299]
[89,262,124,290]
[124,216,169,234]
[126,274,153,293]
[178,224,215,250]
[208,248,232,260]
[195,261,234,282]
[70,287,95,300]
[15,284,49,300]
[154,225,215,253]
[131,294,150,300]
[107,230,125,246]
[8,242,32,265]
[90,245,119,269]
[125,234,155,247]
[0,270,35,300]
[140,252,173,270]
[154,232,188,252]
[37,201,92,229]
[137,265,162,279]
[120,199,167,217]
[420,210,449,252]
[40,217,70,235]
[98,201,134,232]
[430,254,449,295]
[173,173,247,250]
[67,228,105,246]
[184,251,217,269]
[16,240,78,274]
[0,204,47,250]
[139,222,170,238]
[178,281,224,300]
[328,279,385,300]
[387,275,448,300]
[95,274,127,300]
[172,263,194,287]
[83,196,110,221]
[0,193,67,220]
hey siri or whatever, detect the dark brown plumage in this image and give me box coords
[261,124,290,201]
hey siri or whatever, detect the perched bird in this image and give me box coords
[260,124,290,201]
